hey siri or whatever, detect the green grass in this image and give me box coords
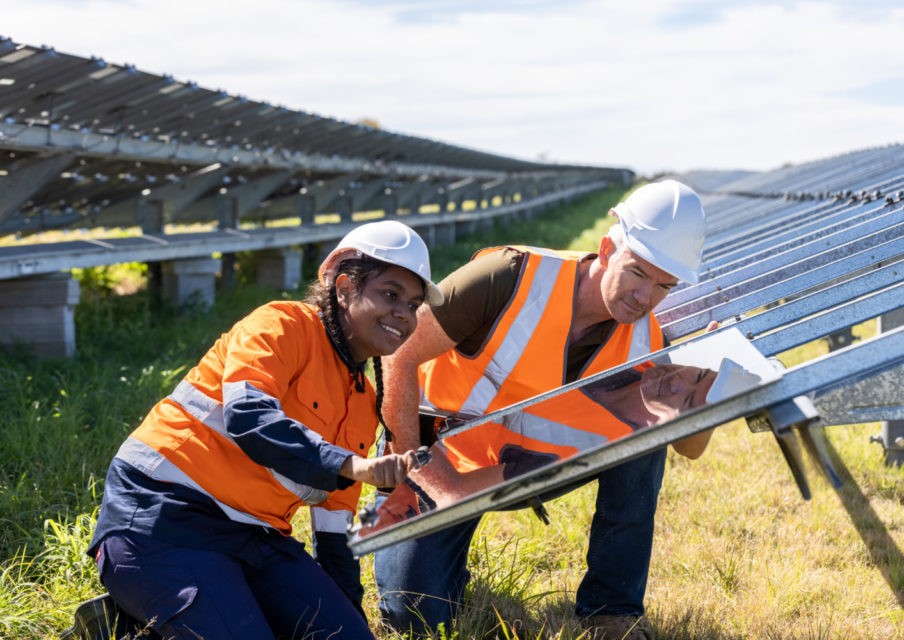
[2,187,902,639]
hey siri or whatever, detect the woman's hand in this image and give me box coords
[339,450,419,487]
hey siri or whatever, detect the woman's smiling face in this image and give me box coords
[337,264,426,361]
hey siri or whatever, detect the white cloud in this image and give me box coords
[2,0,902,175]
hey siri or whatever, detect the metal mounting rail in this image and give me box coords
[701,201,901,278]
[348,325,904,556]
[659,214,903,318]
[660,234,904,335]
[701,178,904,264]
[0,182,606,280]
[714,260,904,339]
[747,284,903,356]
[706,198,902,270]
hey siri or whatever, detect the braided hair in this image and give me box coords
[372,355,387,429]
[305,255,391,425]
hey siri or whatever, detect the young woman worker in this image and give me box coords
[87,220,443,639]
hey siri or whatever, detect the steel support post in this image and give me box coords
[875,307,904,465]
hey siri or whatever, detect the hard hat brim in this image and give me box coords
[422,281,445,307]
[318,247,444,306]
[619,218,701,284]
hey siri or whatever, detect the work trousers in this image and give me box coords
[97,530,373,640]
[374,447,668,634]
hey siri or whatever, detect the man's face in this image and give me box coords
[639,364,717,423]
[600,247,678,324]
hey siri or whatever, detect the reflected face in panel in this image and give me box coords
[639,364,717,420]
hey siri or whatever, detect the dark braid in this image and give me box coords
[373,356,390,436]
[325,287,367,391]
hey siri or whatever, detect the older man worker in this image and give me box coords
[376,180,708,640]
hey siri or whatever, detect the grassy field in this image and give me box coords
[1,188,902,639]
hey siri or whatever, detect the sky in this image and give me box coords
[2,0,903,176]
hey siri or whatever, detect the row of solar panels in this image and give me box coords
[678,143,904,253]
[0,36,583,171]
[0,37,624,239]
[665,142,902,320]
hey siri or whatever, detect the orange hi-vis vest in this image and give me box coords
[113,302,377,536]
[419,247,663,471]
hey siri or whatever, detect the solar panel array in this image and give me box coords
[678,143,904,258]
[0,36,624,238]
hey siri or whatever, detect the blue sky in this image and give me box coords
[2,0,902,175]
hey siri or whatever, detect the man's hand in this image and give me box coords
[339,451,420,487]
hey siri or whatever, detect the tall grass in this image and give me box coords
[2,188,902,639]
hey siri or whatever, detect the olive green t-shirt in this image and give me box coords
[431,247,616,384]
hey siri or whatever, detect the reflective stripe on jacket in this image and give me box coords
[420,247,663,471]
[115,301,377,535]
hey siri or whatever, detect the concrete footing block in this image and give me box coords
[0,273,80,358]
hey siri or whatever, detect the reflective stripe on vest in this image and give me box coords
[457,255,565,418]
[505,410,610,450]
[441,375,639,469]
[115,436,273,529]
[170,379,329,506]
[628,315,651,361]
[310,506,353,534]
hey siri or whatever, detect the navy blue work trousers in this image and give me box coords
[97,530,373,640]
[374,447,667,634]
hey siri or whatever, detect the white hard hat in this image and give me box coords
[318,220,444,306]
[612,180,706,283]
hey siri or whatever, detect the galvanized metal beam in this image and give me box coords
[0,122,514,181]
[95,163,229,228]
[660,231,904,333]
[174,170,292,224]
[0,181,609,279]
[662,208,903,315]
[812,363,904,426]
[348,326,904,555]
[0,153,75,222]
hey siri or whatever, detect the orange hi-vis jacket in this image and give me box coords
[419,247,663,471]
[113,301,377,536]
